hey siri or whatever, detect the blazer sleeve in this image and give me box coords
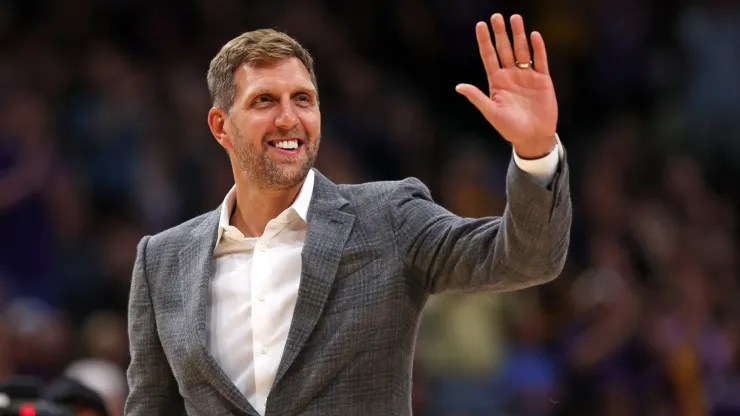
[124,235,185,415]
[390,153,572,295]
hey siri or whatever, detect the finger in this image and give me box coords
[455,83,498,125]
[531,31,550,75]
[510,15,531,67]
[475,21,499,83]
[491,13,515,68]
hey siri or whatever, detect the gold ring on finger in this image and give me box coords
[515,60,533,69]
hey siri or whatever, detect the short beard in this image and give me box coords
[231,124,319,189]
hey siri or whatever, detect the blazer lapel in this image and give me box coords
[271,170,355,387]
[179,209,259,416]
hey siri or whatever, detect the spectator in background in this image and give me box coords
[2,298,72,383]
[0,88,73,306]
[556,266,645,416]
[496,294,560,416]
[45,377,110,416]
[64,360,125,416]
[677,0,740,155]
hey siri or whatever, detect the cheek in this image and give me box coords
[301,111,321,138]
[234,115,270,144]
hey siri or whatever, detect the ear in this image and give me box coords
[208,107,233,150]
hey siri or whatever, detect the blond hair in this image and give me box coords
[207,29,317,110]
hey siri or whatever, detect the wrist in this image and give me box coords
[513,137,557,160]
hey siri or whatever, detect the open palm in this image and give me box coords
[456,14,558,158]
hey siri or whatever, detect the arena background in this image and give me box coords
[1,0,740,415]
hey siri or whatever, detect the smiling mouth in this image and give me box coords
[267,138,304,154]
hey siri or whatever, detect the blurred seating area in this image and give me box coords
[1,0,740,415]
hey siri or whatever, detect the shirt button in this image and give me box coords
[261,347,267,355]
[259,244,268,252]
[258,294,265,302]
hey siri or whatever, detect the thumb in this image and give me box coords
[455,84,496,123]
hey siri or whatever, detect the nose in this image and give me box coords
[275,101,298,130]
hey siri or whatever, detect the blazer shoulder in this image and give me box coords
[144,209,218,262]
[337,177,432,207]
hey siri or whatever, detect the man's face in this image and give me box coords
[225,57,320,189]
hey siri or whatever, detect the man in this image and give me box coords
[125,13,571,416]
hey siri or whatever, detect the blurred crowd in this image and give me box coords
[1,0,740,415]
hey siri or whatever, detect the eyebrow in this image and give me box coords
[247,86,317,99]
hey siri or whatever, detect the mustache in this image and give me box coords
[263,130,308,142]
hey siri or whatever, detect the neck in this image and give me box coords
[230,175,305,238]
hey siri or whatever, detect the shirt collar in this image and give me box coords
[217,169,315,241]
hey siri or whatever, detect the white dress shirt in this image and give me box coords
[209,169,314,415]
[208,140,562,415]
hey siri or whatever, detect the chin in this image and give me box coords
[267,167,311,188]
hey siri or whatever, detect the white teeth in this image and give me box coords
[275,140,299,149]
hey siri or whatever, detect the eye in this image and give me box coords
[295,93,313,105]
[252,95,273,106]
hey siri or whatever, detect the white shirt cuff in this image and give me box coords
[512,134,563,187]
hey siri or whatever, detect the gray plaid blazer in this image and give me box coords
[125,156,571,416]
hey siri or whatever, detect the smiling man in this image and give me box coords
[125,13,572,416]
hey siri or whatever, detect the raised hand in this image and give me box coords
[456,14,558,159]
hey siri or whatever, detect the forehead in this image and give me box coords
[234,57,314,95]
